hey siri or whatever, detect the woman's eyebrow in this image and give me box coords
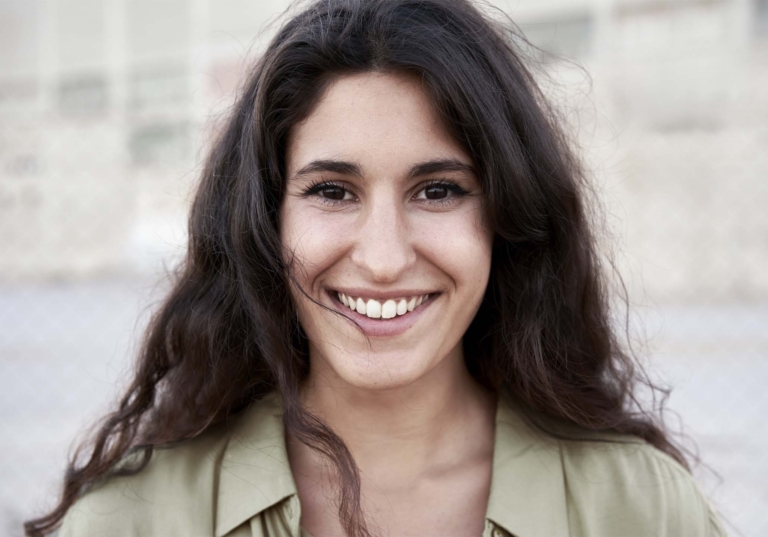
[293,160,363,179]
[406,159,476,179]
[292,158,475,180]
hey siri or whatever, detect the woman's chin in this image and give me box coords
[318,350,438,392]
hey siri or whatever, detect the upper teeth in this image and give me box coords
[337,292,429,319]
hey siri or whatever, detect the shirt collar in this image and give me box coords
[216,391,297,537]
[486,395,570,537]
[215,391,569,537]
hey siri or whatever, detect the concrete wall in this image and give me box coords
[1,0,766,303]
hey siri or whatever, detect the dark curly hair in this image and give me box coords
[26,0,688,535]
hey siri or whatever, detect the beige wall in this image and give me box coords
[1,0,766,303]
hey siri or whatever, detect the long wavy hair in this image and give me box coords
[26,0,688,535]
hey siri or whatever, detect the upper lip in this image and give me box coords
[330,287,439,301]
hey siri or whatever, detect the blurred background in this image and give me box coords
[1,0,766,535]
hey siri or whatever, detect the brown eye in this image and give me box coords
[424,185,449,200]
[301,181,353,204]
[414,180,470,204]
[321,187,346,200]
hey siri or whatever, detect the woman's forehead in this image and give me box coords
[285,71,473,181]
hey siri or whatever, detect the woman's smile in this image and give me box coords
[326,288,441,337]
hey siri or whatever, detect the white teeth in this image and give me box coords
[365,299,381,318]
[381,300,397,319]
[337,292,434,319]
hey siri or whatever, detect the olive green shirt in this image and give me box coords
[60,392,727,537]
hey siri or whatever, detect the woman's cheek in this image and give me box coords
[284,208,357,281]
[412,206,492,281]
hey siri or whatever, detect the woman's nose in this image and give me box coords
[349,193,417,283]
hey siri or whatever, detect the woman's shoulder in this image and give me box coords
[558,435,728,536]
[59,392,285,537]
[492,397,728,536]
[59,425,230,536]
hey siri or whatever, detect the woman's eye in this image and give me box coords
[319,186,347,200]
[415,181,469,203]
[301,181,354,203]
[423,184,449,200]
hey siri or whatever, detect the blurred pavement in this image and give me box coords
[0,279,766,536]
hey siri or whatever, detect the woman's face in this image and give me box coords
[280,71,493,391]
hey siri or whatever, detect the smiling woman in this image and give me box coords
[25,1,727,537]
[281,72,493,385]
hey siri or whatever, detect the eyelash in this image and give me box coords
[299,179,470,207]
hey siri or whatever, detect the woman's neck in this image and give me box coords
[295,342,496,483]
[287,342,497,536]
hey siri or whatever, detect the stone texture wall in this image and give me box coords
[1,0,766,303]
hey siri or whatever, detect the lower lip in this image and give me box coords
[327,291,439,337]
